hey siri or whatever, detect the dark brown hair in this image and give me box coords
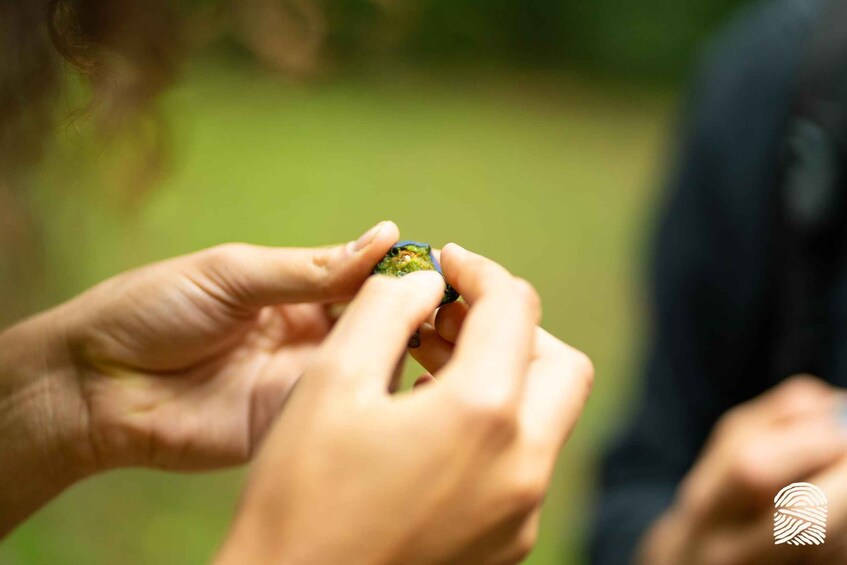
[2,0,185,182]
[0,0,389,321]
[0,0,186,321]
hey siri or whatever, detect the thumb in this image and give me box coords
[186,221,399,308]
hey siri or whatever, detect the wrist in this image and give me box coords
[0,307,96,535]
[216,495,383,565]
[216,507,292,565]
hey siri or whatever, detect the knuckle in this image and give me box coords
[506,472,545,516]
[511,278,541,320]
[309,355,348,383]
[714,405,745,437]
[778,374,828,403]
[767,392,796,416]
[203,242,250,267]
[511,526,539,563]
[677,478,707,519]
[551,347,595,403]
[309,248,336,293]
[762,375,839,424]
[458,392,518,439]
[193,244,255,307]
[571,350,595,393]
[481,405,517,437]
[729,445,771,494]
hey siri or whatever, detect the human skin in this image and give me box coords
[0,220,400,536]
[216,244,594,564]
[637,376,847,565]
[0,223,594,564]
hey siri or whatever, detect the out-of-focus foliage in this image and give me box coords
[557,0,749,78]
[319,0,750,79]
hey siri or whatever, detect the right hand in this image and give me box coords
[637,376,847,565]
[215,244,594,565]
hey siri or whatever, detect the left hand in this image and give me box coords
[67,221,400,470]
[0,221,398,534]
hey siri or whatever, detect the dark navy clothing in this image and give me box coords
[589,1,840,563]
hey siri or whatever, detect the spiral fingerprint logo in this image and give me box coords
[773,482,827,546]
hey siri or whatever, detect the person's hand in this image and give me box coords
[0,221,399,534]
[637,375,847,565]
[216,244,594,565]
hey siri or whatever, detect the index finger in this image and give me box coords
[437,244,540,401]
[186,221,401,309]
[519,330,594,448]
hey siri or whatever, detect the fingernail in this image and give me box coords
[408,329,421,349]
[353,221,385,252]
[444,242,467,257]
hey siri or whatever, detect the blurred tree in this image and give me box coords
[559,0,751,78]
[324,0,753,80]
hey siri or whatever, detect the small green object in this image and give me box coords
[373,240,459,305]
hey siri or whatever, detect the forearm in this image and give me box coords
[0,308,92,537]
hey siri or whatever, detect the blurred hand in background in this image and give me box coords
[638,376,847,565]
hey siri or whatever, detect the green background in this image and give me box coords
[2,0,749,562]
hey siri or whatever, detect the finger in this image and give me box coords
[519,329,594,447]
[433,301,468,344]
[439,243,517,306]
[692,450,847,565]
[388,355,407,394]
[810,453,847,536]
[685,418,847,521]
[409,323,454,374]
[438,244,540,399]
[713,457,847,565]
[316,270,445,393]
[186,221,400,309]
[745,375,838,426]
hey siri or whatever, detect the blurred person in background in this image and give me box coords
[1,1,595,563]
[592,0,847,563]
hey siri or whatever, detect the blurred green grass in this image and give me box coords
[2,58,674,564]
